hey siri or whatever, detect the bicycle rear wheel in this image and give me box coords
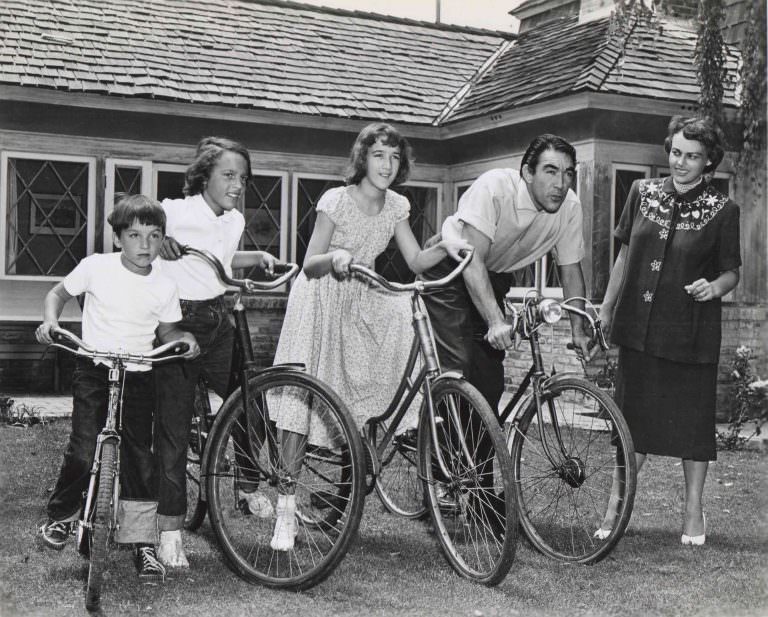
[418,377,517,586]
[185,384,211,531]
[509,375,636,564]
[206,370,366,590]
[370,420,426,519]
[85,438,117,612]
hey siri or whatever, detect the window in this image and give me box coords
[612,165,651,263]
[1,152,96,280]
[292,175,345,267]
[104,159,152,251]
[240,171,288,280]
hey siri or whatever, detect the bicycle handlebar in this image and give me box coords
[349,248,474,293]
[178,246,299,292]
[49,327,189,365]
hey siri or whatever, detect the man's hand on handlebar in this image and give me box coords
[439,238,474,262]
[571,328,596,363]
[484,322,516,351]
[177,332,201,360]
[160,236,184,261]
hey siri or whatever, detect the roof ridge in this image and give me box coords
[244,0,517,40]
[433,39,515,126]
[573,17,625,93]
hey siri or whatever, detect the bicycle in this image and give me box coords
[352,254,518,586]
[47,328,189,612]
[178,247,368,591]
[498,290,637,563]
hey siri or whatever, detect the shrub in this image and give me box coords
[717,346,768,450]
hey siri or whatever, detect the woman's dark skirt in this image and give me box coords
[614,346,717,461]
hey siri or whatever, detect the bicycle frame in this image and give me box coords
[497,292,606,466]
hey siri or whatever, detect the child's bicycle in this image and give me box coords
[177,247,368,590]
[47,328,189,612]
[497,290,637,564]
[352,254,518,586]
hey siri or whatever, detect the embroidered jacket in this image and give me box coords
[611,177,741,364]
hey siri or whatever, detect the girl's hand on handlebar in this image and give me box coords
[160,236,184,261]
[36,320,59,345]
[484,322,515,351]
[440,238,474,262]
[259,251,279,276]
[331,249,353,278]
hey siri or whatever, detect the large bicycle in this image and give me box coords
[352,253,517,586]
[499,291,637,564]
[179,247,367,591]
[47,328,189,612]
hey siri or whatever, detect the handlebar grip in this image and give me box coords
[271,263,294,275]
[172,342,190,355]
[458,248,472,259]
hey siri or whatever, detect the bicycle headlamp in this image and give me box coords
[539,298,562,324]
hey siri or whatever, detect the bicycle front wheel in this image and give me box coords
[206,370,366,590]
[419,377,517,586]
[85,438,117,612]
[510,375,636,564]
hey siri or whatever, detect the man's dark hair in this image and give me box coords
[520,134,577,174]
[183,136,252,196]
[663,116,725,174]
[345,123,413,186]
[107,193,166,235]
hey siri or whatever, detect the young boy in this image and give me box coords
[36,194,199,579]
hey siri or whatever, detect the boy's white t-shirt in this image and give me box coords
[159,194,245,300]
[63,252,182,371]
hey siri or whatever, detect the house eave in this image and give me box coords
[438,92,740,139]
[0,85,444,140]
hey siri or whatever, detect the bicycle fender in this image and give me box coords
[431,370,465,382]
[243,362,306,378]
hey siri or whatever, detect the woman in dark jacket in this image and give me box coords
[597,116,741,545]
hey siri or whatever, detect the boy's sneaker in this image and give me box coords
[135,545,166,580]
[39,520,73,550]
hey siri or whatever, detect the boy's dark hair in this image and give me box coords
[663,115,725,173]
[345,123,413,186]
[520,134,577,174]
[108,193,166,235]
[183,136,252,196]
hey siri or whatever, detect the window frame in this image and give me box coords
[0,150,97,281]
[247,168,290,263]
[103,158,153,253]
[610,164,652,264]
[290,172,344,265]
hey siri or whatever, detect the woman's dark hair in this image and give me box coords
[108,193,166,235]
[183,136,252,196]
[520,134,577,174]
[663,116,725,173]
[345,123,413,186]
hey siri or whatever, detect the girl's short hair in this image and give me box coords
[664,116,725,173]
[345,123,413,186]
[108,193,166,235]
[183,136,252,196]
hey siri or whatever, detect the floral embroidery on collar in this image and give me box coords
[639,180,727,231]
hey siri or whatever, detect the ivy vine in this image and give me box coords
[695,0,727,126]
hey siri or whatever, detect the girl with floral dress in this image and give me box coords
[269,123,471,550]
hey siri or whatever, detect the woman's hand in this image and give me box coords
[160,236,183,260]
[439,238,474,262]
[330,249,353,278]
[598,304,614,339]
[684,278,716,302]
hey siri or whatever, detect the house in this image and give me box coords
[1,0,764,413]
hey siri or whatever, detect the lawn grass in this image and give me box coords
[0,419,765,617]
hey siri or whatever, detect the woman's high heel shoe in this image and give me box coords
[593,527,612,540]
[681,513,706,546]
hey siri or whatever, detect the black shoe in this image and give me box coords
[39,520,74,550]
[135,545,166,580]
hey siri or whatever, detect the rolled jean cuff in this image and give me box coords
[157,513,185,532]
[114,499,158,545]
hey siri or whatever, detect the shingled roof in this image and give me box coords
[442,14,741,123]
[0,0,509,126]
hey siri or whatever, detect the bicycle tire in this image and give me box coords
[185,379,213,531]
[418,377,517,586]
[85,438,117,612]
[509,375,636,564]
[371,420,427,519]
[206,370,366,590]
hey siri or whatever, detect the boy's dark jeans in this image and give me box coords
[47,359,156,522]
[153,296,236,531]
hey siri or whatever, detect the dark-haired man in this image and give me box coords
[424,134,593,416]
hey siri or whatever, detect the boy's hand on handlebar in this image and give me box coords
[160,236,184,261]
[484,322,515,351]
[440,238,473,262]
[36,320,59,345]
[179,333,201,360]
[331,249,353,278]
